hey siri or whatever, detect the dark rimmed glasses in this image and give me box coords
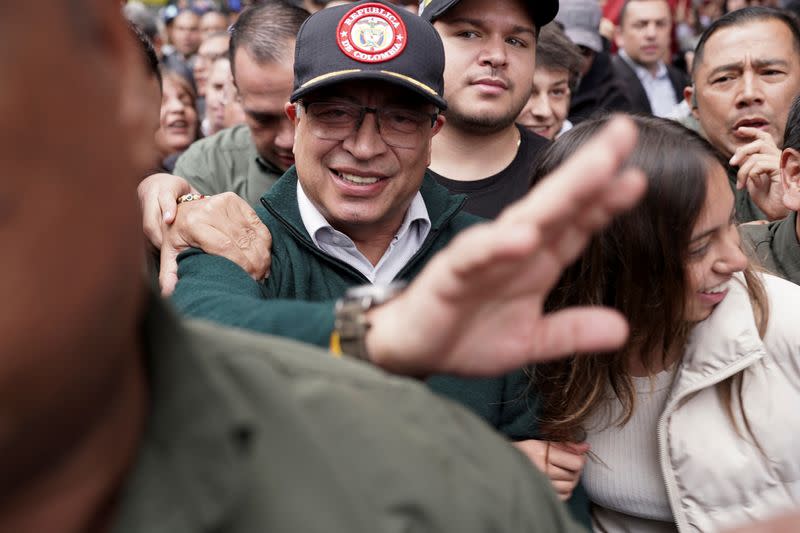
[300,100,439,149]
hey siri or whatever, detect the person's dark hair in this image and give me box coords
[618,0,671,28]
[536,23,583,92]
[160,62,197,98]
[130,22,162,87]
[228,1,309,78]
[692,7,800,76]
[530,115,768,442]
[785,0,800,20]
[784,94,800,151]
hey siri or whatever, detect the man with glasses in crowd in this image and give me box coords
[173,0,542,432]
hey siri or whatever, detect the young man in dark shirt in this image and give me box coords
[420,0,556,219]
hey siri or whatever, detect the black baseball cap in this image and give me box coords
[419,0,559,30]
[291,0,447,109]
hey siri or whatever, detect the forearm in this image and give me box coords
[173,252,334,347]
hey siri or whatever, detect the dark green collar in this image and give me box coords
[113,295,254,533]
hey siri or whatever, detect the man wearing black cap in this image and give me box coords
[418,0,556,219]
[173,0,537,436]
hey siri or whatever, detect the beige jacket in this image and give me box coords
[659,273,800,532]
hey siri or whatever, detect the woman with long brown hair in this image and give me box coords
[528,115,800,532]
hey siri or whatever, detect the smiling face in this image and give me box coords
[155,74,198,157]
[684,162,749,322]
[234,45,296,170]
[692,18,800,158]
[288,81,443,238]
[433,0,536,134]
[516,66,571,140]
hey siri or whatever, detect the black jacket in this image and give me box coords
[611,54,689,115]
[569,51,634,125]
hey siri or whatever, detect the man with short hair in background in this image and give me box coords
[685,6,800,222]
[612,0,688,117]
[166,8,202,67]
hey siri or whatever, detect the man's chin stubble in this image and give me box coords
[444,106,521,135]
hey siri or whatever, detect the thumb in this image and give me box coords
[159,245,180,297]
[559,441,591,455]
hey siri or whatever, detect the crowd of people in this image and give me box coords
[3,0,800,531]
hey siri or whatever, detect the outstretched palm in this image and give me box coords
[367,117,647,377]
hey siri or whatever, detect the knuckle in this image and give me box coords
[236,227,257,249]
[245,208,262,226]
[218,191,238,205]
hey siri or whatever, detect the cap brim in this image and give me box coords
[291,70,448,110]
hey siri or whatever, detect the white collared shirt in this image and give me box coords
[296,181,431,284]
[619,50,679,118]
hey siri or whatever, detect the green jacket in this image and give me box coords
[113,295,587,533]
[173,124,283,206]
[740,211,800,285]
[727,165,768,223]
[173,169,536,437]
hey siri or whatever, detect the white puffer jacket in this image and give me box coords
[659,273,800,532]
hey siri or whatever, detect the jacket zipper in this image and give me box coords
[261,198,370,283]
[261,195,466,284]
[656,350,764,532]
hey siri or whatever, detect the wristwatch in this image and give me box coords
[331,282,407,361]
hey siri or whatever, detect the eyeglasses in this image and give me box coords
[300,100,438,149]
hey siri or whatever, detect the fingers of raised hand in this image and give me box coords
[502,116,642,229]
[445,222,541,282]
[528,306,630,364]
[730,134,779,167]
[739,154,780,187]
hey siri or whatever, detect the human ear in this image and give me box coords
[780,148,800,211]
